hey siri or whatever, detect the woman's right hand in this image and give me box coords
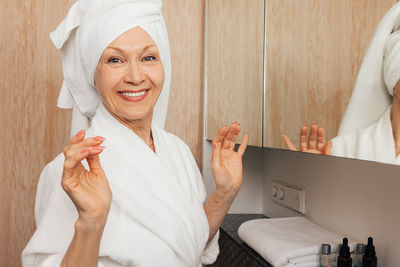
[282,123,332,155]
[61,130,112,228]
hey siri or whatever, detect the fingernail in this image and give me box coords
[76,130,85,136]
[94,136,106,142]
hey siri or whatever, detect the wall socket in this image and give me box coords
[270,180,306,214]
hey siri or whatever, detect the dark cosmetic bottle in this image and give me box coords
[363,237,377,267]
[337,238,352,267]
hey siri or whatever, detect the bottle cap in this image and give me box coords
[356,243,365,254]
[321,244,331,255]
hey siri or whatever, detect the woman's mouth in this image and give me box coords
[118,89,150,102]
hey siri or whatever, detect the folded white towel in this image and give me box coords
[285,262,318,267]
[289,254,319,264]
[238,217,357,267]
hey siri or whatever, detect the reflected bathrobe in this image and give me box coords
[332,106,400,165]
[22,104,219,267]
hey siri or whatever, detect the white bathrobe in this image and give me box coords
[332,106,400,165]
[22,104,219,267]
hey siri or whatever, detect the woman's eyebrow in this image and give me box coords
[106,44,157,53]
[105,46,123,52]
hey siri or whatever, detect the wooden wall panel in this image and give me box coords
[0,1,74,266]
[0,1,205,266]
[163,0,205,167]
[264,0,397,149]
[206,0,265,147]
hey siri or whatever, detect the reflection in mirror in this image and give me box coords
[206,0,400,165]
[282,2,400,166]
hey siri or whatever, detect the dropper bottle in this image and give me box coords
[337,238,352,267]
[362,237,377,267]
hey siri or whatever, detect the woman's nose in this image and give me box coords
[124,61,145,85]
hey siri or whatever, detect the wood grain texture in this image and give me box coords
[264,0,398,149]
[0,0,74,266]
[0,1,205,266]
[163,0,205,167]
[206,0,265,147]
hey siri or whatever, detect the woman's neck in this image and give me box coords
[391,100,400,156]
[121,118,153,145]
[104,105,154,148]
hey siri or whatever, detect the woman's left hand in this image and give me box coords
[210,122,249,195]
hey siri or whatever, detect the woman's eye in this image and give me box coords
[108,58,121,63]
[143,56,156,61]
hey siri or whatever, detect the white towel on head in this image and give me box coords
[238,217,357,267]
[49,0,172,136]
[338,3,400,135]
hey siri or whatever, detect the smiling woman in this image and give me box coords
[94,27,165,149]
[20,0,248,266]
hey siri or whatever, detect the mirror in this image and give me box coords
[206,0,399,165]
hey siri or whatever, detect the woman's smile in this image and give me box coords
[118,89,150,102]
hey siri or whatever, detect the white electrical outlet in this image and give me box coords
[270,180,306,214]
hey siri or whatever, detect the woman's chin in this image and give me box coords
[118,110,153,123]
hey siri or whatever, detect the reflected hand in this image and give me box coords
[210,123,249,194]
[61,130,112,226]
[282,123,332,155]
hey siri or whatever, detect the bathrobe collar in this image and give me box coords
[84,103,209,266]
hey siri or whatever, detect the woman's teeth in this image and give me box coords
[120,90,147,97]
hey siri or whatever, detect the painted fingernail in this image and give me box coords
[76,130,85,136]
[94,136,106,142]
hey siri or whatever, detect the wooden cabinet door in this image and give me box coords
[206,0,265,147]
[264,0,397,149]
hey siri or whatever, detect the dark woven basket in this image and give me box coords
[207,229,268,267]
[207,214,272,267]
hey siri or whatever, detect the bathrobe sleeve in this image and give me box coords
[182,143,220,265]
[22,153,78,267]
[22,155,114,267]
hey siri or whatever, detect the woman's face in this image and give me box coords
[94,26,164,124]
